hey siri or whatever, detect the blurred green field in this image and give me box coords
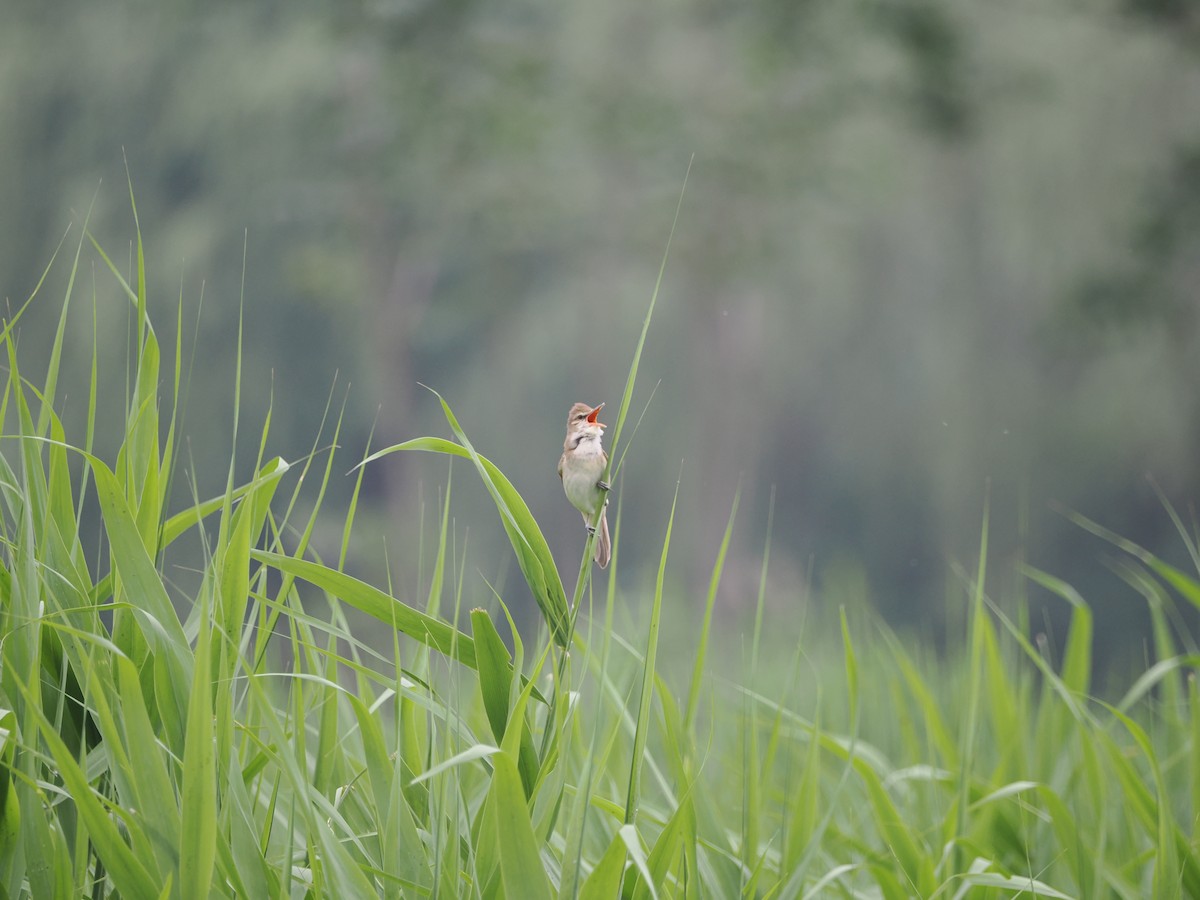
[2,208,1198,898]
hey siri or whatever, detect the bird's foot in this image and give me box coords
[596,479,611,492]
[586,525,597,536]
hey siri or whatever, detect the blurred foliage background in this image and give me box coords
[4,0,1199,671]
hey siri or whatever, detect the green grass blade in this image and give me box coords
[1106,705,1188,900]
[954,489,989,872]
[180,587,217,900]
[0,709,18,881]
[1191,678,1200,860]
[625,470,680,825]
[606,156,691,473]
[408,744,501,787]
[249,550,478,668]
[38,190,97,437]
[882,632,958,767]
[684,481,740,737]
[1020,565,1092,694]
[160,456,289,548]
[569,160,690,621]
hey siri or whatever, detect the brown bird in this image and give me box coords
[558,402,611,567]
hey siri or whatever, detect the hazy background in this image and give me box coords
[5,0,1199,670]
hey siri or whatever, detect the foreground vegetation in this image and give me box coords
[2,213,1199,899]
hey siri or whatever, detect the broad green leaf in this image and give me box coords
[223,754,275,900]
[116,657,180,874]
[360,433,570,646]
[85,449,191,672]
[950,870,1079,899]
[219,459,286,657]
[472,608,514,745]
[473,605,542,799]
[491,751,553,900]
[580,831,628,900]
[619,824,655,899]
[409,744,501,787]
[632,790,694,900]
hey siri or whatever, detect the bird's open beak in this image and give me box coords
[587,403,606,428]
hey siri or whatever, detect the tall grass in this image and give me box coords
[1,194,1199,898]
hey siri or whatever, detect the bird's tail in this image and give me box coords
[595,511,611,568]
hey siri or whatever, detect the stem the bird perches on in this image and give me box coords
[543,159,691,768]
[564,156,691,628]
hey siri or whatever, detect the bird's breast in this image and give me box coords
[562,450,605,514]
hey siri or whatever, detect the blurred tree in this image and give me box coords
[872,0,975,138]
[0,2,361,498]
[1122,0,1200,40]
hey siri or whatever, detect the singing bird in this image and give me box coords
[558,402,611,567]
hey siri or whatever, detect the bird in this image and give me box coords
[558,401,611,567]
